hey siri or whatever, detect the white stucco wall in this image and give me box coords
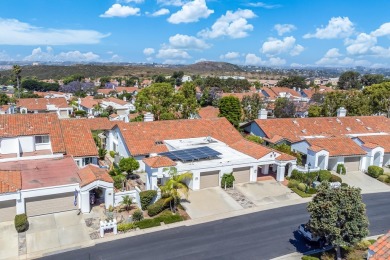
[107,128,131,159]
[19,136,35,153]
[1,138,19,154]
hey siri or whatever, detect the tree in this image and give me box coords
[360,74,384,86]
[0,93,10,106]
[245,135,263,144]
[321,91,347,117]
[176,82,199,119]
[135,83,177,120]
[363,82,390,117]
[241,94,264,121]
[273,97,296,118]
[12,65,22,99]
[120,195,133,211]
[308,105,322,117]
[337,71,361,90]
[253,81,262,90]
[119,157,140,179]
[218,96,242,127]
[276,76,307,89]
[160,167,192,212]
[307,183,369,260]
[344,90,371,116]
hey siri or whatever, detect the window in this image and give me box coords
[83,157,93,166]
[113,143,117,152]
[35,135,50,144]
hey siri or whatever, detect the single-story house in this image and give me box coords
[17,97,72,118]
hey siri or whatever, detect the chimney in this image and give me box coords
[258,108,268,120]
[144,112,154,122]
[337,107,347,117]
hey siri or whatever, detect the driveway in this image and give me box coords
[181,187,243,219]
[340,171,390,194]
[235,180,301,206]
[25,211,93,258]
[0,221,18,260]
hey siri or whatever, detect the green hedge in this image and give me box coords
[329,174,342,183]
[301,256,320,260]
[297,183,307,192]
[140,190,157,210]
[147,198,168,217]
[291,170,306,182]
[135,218,161,229]
[318,170,331,182]
[378,174,390,183]
[367,166,384,178]
[118,222,136,232]
[156,214,183,224]
[287,179,299,188]
[132,209,144,221]
[306,188,317,194]
[291,187,312,198]
[337,164,346,175]
[14,214,29,233]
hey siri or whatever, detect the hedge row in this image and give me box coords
[140,190,157,210]
[291,187,312,198]
[117,213,183,232]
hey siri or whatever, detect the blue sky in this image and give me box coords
[1,0,390,67]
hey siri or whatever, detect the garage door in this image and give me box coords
[233,167,251,184]
[26,192,77,217]
[0,200,16,222]
[344,157,361,172]
[200,171,219,189]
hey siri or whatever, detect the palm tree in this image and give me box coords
[160,167,192,212]
[93,103,103,115]
[12,65,22,99]
[121,195,133,211]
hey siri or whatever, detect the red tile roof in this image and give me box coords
[80,96,99,109]
[143,156,177,168]
[17,97,69,110]
[0,113,65,153]
[97,88,115,95]
[253,116,390,144]
[305,137,366,156]
[369,231,390,260]
[357,135,390,153]
[198,106,219,119]
[104,97,129,106]
[0,170,21,193]
[221,92,264,101]
[0,157,80,189]
[116,87,139,93]
[78,164,113,187]
[230,139,271,159]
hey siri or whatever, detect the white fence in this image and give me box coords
[114,187,141,208]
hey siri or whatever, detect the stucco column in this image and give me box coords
[105,188,114,209]
[16,196,25,214]
[263,164,269,175]
[80,191,90,213]
[276,164,285,182]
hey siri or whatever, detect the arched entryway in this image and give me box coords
[318,155,326,170]
[373,152,381,166]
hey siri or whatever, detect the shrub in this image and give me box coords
[14,214,29,233]
[117,222,135,232]
[140,190,157,210]
[221,173,235,188]
[98,148,106,160]
[156,214,183,224]
[368,239,377,244]
[291,187,312,198]
[132,209,144,222]
[287,179,299,188]
[377,174,390,183]
[301,256,320,260]
[291,170,306,182]
[297,183,307,192]
[341,183,349,187]
[318,170,332,182]
[135,218,161,229]
[367,166,384,178]
[147,199,168,217]
[321,252,335,260]
[329,174,342,183]
[74,110,86,116]
[306,188,317,194]
[112,175,125,190]
[355,240,371,250]
[345,250,365,260]
[109,151,116,158]
[337,164,346,175]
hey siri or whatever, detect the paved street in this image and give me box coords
[42,192,390,260]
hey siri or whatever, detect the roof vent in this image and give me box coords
[155,141,164,145]
[356,118,361,122]
[366,126,372,130]
[346,127,351,132]
[301,129,307,133]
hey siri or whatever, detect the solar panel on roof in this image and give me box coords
[159,146,221,162]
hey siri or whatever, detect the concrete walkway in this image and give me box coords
[339,171,390,194]
[0,221,18,260]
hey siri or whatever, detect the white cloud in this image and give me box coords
[324,48,342,58]
[371,22,390,37]
[195,58,207,63]
[143,48,155,55]
[274,24,296,36]
[157,0,185,6]
[146,57,154,62]
[315,48,371,67]
[303,17,354,39]
[162,59,188,64]
[198,9,256,39]
[261,36,304,56]
[156,48,191,59]
[0,50,12,61]
[151,8,170,16]
[0,18,108,45]
[100,4,140,18]
[245,53,263,65]
[167,0,213,24]
[23,47,100,62]
[247,2,281,8]
[371,46,390,58]
[220,52,240,59]
[345,33,377,55]
[168,34,210,50]
[111,54,122,61]
[268,57,286,66]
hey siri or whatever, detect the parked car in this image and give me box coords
[298,224,321,242]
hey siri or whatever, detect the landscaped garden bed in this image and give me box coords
[365,165,390,184]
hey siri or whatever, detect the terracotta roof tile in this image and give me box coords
[357,135,390,153]
[143,156,176,168]
[78,164,113,187]
[230,139,271,159]
[221,92,264,101]
[0,171,21,193]
[253,116,390,144]
[104,97,129,106]
[0,113,65,153]
[97,88,115,95]
[198,106,219,119]
[306,137,366,156]
[116,87,139,93]
[17,97,69,110]
[370,231,390,260]
[80,96,99,109]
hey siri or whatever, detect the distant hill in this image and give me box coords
[0,61,244,80]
